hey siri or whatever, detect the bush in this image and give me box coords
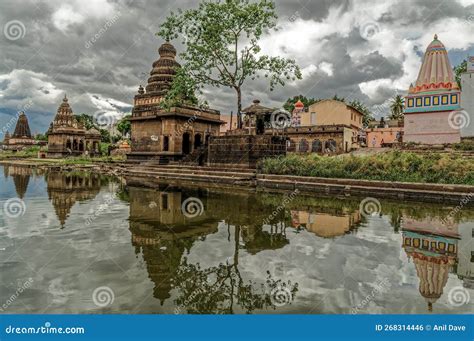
[259,151,474,185]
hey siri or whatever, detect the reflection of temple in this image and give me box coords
[457,224,474,288]
[402,217,459,311]
[3,165,33,198]
[128,186,218,304]
[290,209,361,238]
[126,183,292,304]
[46,171,101,226]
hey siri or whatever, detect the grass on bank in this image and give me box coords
[259,151,474,185]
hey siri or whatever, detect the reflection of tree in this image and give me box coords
[173,225,298,314]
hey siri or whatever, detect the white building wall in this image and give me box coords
[460,57,474,138]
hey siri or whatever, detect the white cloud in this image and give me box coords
[52,0,116,31]
[318,62,334,77]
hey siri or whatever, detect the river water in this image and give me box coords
[0,164,472,314]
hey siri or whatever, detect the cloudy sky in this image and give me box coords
[1,0,473,135]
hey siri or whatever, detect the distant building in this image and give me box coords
[219,114,238,134]
[366,119,403,148]
[404,35,461,144]
[460,56,474,138]
[2,112,40,151]
[47,95,101,158]
[286,99,364,153]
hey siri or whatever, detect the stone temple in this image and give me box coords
[127,41,222,162]
[2,112,39,151]
[404,35,462,144]
[47,95,101,158]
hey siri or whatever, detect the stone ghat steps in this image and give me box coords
[124,165,256,184]
[257,174,473,194]
[134,164,256,176]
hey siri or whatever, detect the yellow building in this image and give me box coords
[298,99,364,150]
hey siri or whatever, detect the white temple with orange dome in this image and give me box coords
[404,35,462,144]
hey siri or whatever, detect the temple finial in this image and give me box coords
[434,34,438,40]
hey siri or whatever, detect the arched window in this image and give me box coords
[287,139,296,152]
[312,139,322,153]
[325,139,337,153]
[298,139,309,152]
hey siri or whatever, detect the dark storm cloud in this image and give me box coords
[0,0,473,133]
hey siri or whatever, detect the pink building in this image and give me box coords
[404,35,461,144]
[366,119,403,148]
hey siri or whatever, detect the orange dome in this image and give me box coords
[294,100,304,108]
[410,34,459,94]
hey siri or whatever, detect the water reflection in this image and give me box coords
[46,171,102,227]
[0,166,473,314]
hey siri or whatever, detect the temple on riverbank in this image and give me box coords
[127,41,223,162]
[2,112,40,151]
[47,95,101,158]
[404,35,462,144]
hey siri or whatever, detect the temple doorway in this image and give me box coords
[194,133,202,148]
[182,132,191,155]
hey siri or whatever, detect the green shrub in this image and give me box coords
[259,151,474,185]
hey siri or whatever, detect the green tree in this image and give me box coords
[158,0,302,127]
[159,68,203,110]
[35,133,48,141]
[332,94,346,102]
[116,114,132,137]
[74,113,96,130]
[283,95,320,112]
[99,128,110,143]
[389,95,404,120]
[454,59,467,89]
